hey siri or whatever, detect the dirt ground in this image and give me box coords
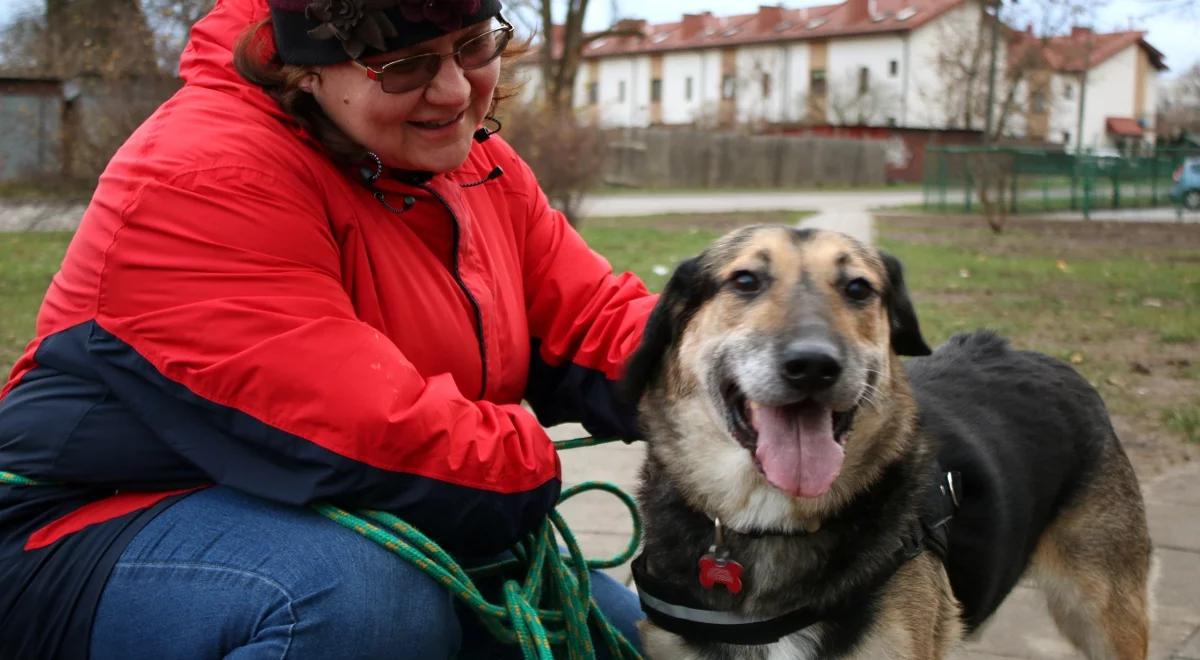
[879,214,1200,480]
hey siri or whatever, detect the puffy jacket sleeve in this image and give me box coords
[500,145,657,440]
[88,165,560,556]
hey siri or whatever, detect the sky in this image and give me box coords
[1,0,1196,77]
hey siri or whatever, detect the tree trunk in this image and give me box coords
[45,0,158,77]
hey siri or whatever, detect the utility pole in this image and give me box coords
[1073,8,1093,153]
[983,0,1001,144]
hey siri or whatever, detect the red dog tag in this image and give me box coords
[698,553,744,594]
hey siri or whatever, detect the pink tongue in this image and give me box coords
[752,403,843,498]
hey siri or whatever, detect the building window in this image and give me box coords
[685,76,694,101]
[889,59,898,77]
[858,66,870,95]
[761,72,772,97]
[651,78,662,103]
[1063,83,1073,100]
[587,82,598,105]
[1032,90,1047,114]
[810,69,827,95]
[1062,131,1071,144]
[618,80,626,103]
[886,116,897,127]
[721,74,736,100]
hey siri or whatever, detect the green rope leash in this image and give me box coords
[1,435,644,659]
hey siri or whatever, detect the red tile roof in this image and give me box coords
[1006,27,1167,73]
[547,0,969,59]
[1106,116,1144,137]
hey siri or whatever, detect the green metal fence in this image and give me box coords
[922,146,1199,218]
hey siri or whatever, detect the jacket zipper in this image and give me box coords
[420,184,489,400]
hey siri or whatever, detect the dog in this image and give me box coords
[622,226,1151,660]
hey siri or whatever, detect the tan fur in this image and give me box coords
[637,227,1149,660]
[1028,443,1151,660]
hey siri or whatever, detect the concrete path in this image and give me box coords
[6,191,1197,657]
[582,188,921,246]
[0,201,87,232]
[552,421,1200,659]
[553,193,1200,657]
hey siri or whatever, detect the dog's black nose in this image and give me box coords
[781,343,842,391]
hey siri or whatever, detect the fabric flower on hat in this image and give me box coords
[305,0,399,59]
[398,0,483,32]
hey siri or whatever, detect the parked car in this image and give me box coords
[1171,157,1200,210]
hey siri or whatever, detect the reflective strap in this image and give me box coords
[635,586,781,627]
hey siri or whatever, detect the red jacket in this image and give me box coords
[0,0,654,654]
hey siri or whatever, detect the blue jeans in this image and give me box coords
[89,487,643,659]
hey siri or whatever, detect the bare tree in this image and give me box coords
[929,0,1103,233]
[0,7,49,74]
[42,0,160,77]
[142,0,217,72]
[1157,62,1200,143]
[498,0,637,225]
[826,69,899,125]
[516,0,643,114]
[501,101,607,226]
[929,0,992,131]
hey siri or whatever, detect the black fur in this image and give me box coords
[625,232,1141,657]
[881,252,932,357]
[909,331,1111,629]
[636,447,935,657]
[621,256,718,406]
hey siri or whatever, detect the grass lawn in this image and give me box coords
[580,211,813,291]
[3,210,1196,476]
[875,215,1200,476]
[588,212,1200,477]
[0,232,73,370]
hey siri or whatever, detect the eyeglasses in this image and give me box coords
[355,18,514,94]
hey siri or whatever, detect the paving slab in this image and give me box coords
[550,418,1200,657]
[1176,626,1200,659]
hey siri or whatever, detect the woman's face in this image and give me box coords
[302,20,501,173]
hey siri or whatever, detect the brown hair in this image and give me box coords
[233,17,529,166]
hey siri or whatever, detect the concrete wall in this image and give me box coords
[0,81,63,182]
[658,49,723,124]
[826,33,906,125]
[1081,45,1136,148]
[906,0,985,130]
[591,55,652,127]
[603,127,887,188]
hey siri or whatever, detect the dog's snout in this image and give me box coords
[781,342,842,391]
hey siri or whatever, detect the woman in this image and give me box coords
[0,0,654,657]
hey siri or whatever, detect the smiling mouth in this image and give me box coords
[409,112,464,130]
[723,381,857,499]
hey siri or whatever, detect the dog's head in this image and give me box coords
[624,226,930,523]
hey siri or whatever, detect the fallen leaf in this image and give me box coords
[652,265,669,276]
[1069,352,1085,365]
[1130,361,1152,375]
[958,268,971,279]
[1056,260,1071,273]
[1106,376,1125,387]
[1142,298,1163,308]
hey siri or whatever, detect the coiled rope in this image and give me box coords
[1,435,643,659]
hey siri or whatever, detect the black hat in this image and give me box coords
[270,0,503,65]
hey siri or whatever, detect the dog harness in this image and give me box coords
[631,470,961,646]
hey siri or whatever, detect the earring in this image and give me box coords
[360,151,383,185]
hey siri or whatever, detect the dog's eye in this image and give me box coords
[845,278,875,301]
[729,270,763,294]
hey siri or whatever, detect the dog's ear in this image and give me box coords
[621,257,709,405]
[881,251,932,357]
